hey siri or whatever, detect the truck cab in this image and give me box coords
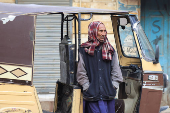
[55,14,168,113]
[0,2,168,113]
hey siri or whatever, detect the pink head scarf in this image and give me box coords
[81,21,114,60]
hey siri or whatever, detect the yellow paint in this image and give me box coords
[34,85,43,113]
[0,107,33,113]
[133,32,142,57]
[129,12,138,15]
[11,69,27,77]
[0,64,32,81]
[141,59,162,71]
[0,83,42,113]
[111,16,141,67]
[72,89,81,113]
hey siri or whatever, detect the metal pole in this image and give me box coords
[61,13,64,41]
[78,13,81,47]
[74,15,77,84]
[67,16,69,36]
[74,15,77,60]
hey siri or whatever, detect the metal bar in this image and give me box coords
[64,15,75,21]
[78,13,81,47]
[67,16,69,36]
[80,13,93,21]
[61,13,64,41]
[74,15,77,84]
[74,15,77,61]
[50,13,124,15]
[69,18,73,44]
[77,13,93,47]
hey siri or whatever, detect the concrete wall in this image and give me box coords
[118,0,140,20]
[0,0,15,3]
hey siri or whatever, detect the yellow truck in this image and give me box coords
[0,2,168,113]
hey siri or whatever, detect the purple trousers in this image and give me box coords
[83,99,115,113]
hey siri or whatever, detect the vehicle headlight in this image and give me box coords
[163,73,169,88]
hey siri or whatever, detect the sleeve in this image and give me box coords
[111,52,123,89]
[76,52,90,91]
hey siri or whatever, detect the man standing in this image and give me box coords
[77,21,123,113]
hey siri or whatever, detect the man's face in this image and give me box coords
[97,24,106,42]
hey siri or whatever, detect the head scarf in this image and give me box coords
[81,21,114,60]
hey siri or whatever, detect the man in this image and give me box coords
[77,21,123,113]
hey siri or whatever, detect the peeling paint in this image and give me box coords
[118,1,140,11]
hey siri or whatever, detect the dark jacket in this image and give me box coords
[77,46,123,101]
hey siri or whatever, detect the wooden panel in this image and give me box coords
[143,73,164,86]
[72,89,81,113]
[0,15,34,66]
[139,73,163,113]
[0,15,35,85]
[0,64,32,83]
[0,83,42,113]
[139,88,162,113]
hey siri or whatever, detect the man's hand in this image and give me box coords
[83,82,90,91]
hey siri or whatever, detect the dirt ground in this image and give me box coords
[161,109,170,113]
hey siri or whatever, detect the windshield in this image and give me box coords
[135,23,155,61]
[119,22,139,58]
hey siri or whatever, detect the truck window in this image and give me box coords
[119,23,139,58]
[136,23,155,61]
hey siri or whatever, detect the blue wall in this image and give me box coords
[141,0,170,76]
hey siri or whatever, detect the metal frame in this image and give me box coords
[77,13,93,47]
[61,14,77,41]
[64,15,76,37]
[60,13,93,84]
[61,13,64,41]
[78,13,81,47]
[60,14,79,84]
[74,14,77,60]
[74,14,77,84]
[116,15,140,59]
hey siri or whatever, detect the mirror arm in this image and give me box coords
[80,13,93,21]
[153,59,159,64]
[153,45,159,64]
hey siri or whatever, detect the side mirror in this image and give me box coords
[153,45,159,64]
[119,18,128,26]
[163,73,169,88]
